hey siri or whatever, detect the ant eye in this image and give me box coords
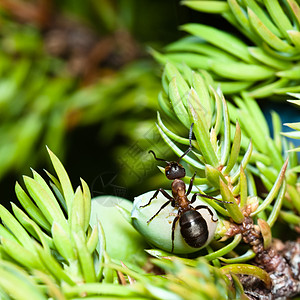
[166,170,170,175]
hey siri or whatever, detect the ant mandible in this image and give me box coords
[140,123,230,252]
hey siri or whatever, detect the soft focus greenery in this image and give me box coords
[0,1,173,201]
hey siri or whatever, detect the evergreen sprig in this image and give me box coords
[153,0,300,98]
[0,148,236,299]
[131,61,299,296]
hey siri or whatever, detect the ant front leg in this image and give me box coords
[140,188,174,224]
[194,205,218,222]
[186,172,196,196]
[140,188,173,208]
[146,200,173,224]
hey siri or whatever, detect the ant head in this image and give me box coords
[165,162,186,180]
[149,150,186,180]
[149,123,194,181]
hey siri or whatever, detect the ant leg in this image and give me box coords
[194,205,218,222]
[186,172,196,196]
[171,215,179,252]
[192,192,233,204]
[147,200,172,224]
[140,188,173,208]
[190,192,201,204]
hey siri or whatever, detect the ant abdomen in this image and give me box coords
[179,210,208,248]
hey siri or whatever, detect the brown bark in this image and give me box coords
[232,218,300,299]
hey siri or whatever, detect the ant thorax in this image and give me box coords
[171,179,190,208]
[171,179,186,195]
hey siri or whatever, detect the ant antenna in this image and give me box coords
[177,123,194,163]
[148,150,168,162]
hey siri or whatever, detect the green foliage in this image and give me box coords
[0,149,236,299]
[142,3,300,290]
[154,0,300,97]
[282,93,300,148]
[134,61,299,267]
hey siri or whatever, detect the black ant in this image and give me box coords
[140,123,230,252]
